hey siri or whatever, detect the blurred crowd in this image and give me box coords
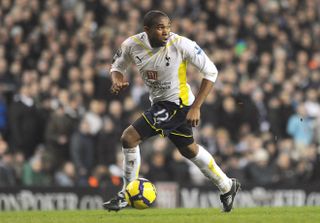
[0,0,320,188]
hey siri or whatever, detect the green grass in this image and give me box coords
[0,207,319,223]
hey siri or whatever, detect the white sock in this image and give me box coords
[121,145,141,193]
[190,145,232,194]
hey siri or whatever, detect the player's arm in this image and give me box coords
[187,79,213,127]
[182,37,218,127]
[109,40,132,95]
[110,71,129,95]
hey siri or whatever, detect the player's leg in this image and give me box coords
[103,116,157,211]
[169,133,240,212]
[103,125,142,211]
[120,125,142,192]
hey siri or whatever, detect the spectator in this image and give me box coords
[96,117,119,166]
[9,85,41,158]
[108,100,125,135]
[217,96,241,142]
[11,151,25,185]
[22,148,52,186]
[64,93,83,128]
[198,124,217,155]
[251,89,269,132]
[54,161,76,187]
[0,139,16,186]
[287,103,314,156]
[70,119,94,183]
[83,100,104,136]
[45,103,74,168]
[295,145,317,183]
[225,156,246,184]
[201,90,220,127]
[274,152,297,186]
[146,151,170,182]
[245,149,277,186]
[168,149,191,184]
[236,81,259,134]
[0,151,16,186]
[304,89,320,118]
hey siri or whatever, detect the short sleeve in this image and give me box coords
[181,37,218,82]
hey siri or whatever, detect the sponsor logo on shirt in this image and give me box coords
[146,70,158,80]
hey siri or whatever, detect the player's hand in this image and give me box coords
[186,107,200,127]
[110,81,129,95]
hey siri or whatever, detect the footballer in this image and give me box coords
[103,10,240,212]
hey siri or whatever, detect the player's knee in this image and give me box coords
[121,127,140,148]
[177,143,199,159]
[120,130,135,148]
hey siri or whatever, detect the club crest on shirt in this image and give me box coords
[145,70,158,80]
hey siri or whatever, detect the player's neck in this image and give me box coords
[147,36,163,48]
[150,41,162,48]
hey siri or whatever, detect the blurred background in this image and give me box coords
[0,0,320,209]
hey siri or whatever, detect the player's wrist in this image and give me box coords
[191,104,201,109]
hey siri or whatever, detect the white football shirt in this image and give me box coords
[110,32,218,106]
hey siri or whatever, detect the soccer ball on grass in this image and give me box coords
[124,178,157,209]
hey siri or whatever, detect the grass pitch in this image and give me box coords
[0,207,319,223]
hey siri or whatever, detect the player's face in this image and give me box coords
[145,16,171,47]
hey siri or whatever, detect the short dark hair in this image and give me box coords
[143,10,169,28]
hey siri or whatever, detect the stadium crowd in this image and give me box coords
[0,0,320,188]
